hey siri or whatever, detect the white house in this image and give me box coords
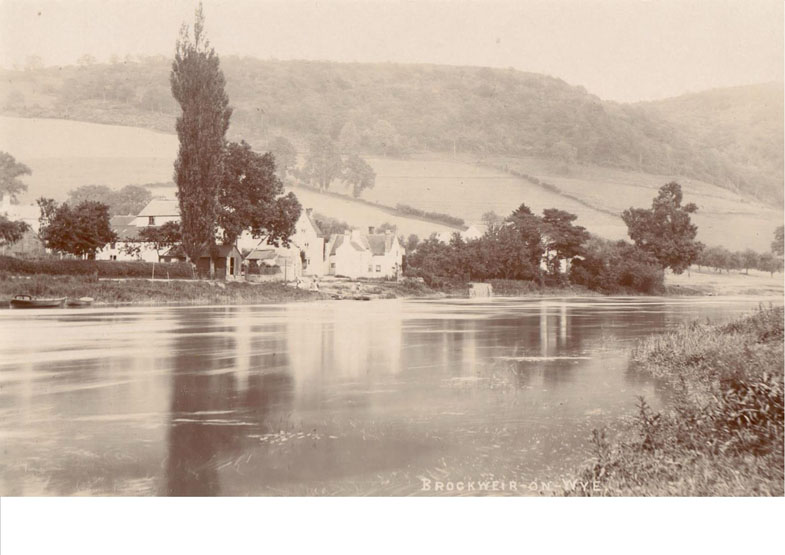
[367,231,404,278]
[325,228,404,279]
[95,215,160,262]
[243,208,325,276]
[326,230,372,279]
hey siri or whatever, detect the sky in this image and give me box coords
[0,0,782,102]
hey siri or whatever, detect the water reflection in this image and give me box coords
[0,296,778,495]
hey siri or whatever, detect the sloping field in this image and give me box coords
[0,116,177,199]
[365,154,783,251]
[1,116,780,249]
[0,117,455,238]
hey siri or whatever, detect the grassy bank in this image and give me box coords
[564,305,784,496]
[1,275,326,306]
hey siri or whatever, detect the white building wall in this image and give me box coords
[96,241,160,262]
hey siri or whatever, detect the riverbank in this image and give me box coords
[1,265,781,307]
[664,267,784,296]
[563,305,784,496]
[0,275,327,306]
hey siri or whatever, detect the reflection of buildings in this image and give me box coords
[164,309,294,496]
[284,302,403,392]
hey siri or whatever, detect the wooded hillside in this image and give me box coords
[2,58,782,203]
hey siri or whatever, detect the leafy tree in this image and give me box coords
[170,3,232,264]
[38,200,116,258]
[217,141,301,247]
[303,136,343,191]
[570,238,664,294]
[138,220,182,257]
[0,151,31,202]
[505,203,544,278]
[268,136,297,180]
[541,208,589,276]
[376,222,397,234]
[772,226,784,257]
[740,249,759,275]
[481,210,503,231]
[67,184,152,216]
[622,182,704,274]
[313,212,350,236]
[113,185,153,215]
[758,252,783,276]
[338,121,361,153]
[342,154,376,198]
[405,234,420,253]
[0,215,30,247]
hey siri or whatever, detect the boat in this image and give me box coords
[67,297,94,308]
[9,295,66,309]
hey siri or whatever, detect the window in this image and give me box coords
[376,265,381,272]
[368,265,372,272]
[330,262,336,269]
[110,255,117,261]
[148,216,155,226]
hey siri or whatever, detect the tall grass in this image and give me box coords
[564,305,784,496]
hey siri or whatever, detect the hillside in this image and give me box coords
[642,83,783,202]
[1,116,780,252]
[1,58,782,204]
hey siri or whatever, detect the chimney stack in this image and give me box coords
[306,208,313,215]
[368,226,375,234]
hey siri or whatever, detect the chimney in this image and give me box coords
[306,208,313,215]
[368,226,375,234]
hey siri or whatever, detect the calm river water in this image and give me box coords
[0,296,779,496]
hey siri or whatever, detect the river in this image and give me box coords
[0,296,778,496]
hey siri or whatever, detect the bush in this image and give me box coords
[570,239,664,294]
[395,203,465,227]
[0,255,194,279]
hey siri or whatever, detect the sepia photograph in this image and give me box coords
[0,0,783,544]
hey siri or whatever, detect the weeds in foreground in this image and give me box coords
[565,306,784,496]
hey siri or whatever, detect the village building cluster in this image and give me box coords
[91,197,405,281]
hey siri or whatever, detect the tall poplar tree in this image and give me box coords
[170,3,232,267]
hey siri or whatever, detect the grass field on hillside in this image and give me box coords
[1,116,780,250]
[0,116,177,200]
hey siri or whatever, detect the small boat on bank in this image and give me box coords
[67,297,94,308]
[9,295,66,309]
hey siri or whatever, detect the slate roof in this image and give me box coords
[328,234,370,256]
[110,215,141,241]
[137,198,180,217]
[367,234,394,256]
[245,249,278,261]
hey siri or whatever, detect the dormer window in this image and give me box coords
[148,216,155,226]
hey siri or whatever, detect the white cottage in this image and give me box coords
[95,215,160,262]
[325,228,404,279]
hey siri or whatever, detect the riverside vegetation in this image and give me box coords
[564,306,784,496]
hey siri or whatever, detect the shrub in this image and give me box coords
[565,306,784,496]
[570,239,664,294]
[395,203,465,227]
[0,255,194,279]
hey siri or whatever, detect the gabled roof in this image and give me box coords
[303,210,324,237]
[328,234,369,256]
[245,249,278,261]
[110,215,141,241]
[367,234,395,256]
[137,198,180,217]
